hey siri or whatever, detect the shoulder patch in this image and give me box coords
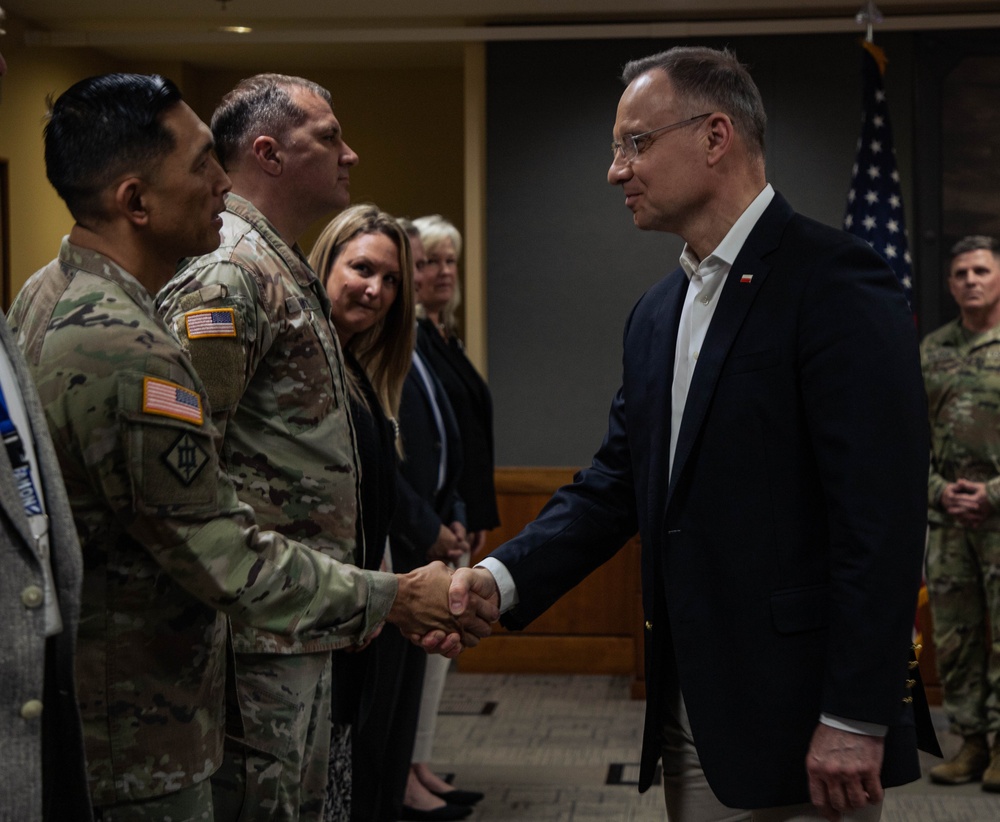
[185,308,237,339]
[161,431,211,485]
[143,377,204,425]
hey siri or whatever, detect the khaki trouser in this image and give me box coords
[661,693,882,822]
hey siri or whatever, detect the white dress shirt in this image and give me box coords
[669,184,775,475]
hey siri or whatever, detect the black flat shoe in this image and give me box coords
[430,788,485,806]
[399,802,472,821]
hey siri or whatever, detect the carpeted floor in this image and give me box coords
[426,672,998,821]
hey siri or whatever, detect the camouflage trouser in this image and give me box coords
[926,524,1000,736]
[95,780,214,821]
[212,651,332,822]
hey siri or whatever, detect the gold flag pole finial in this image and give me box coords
[855,1,884,44]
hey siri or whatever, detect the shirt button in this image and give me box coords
[701,295,710,305]
[693,351,699,360]
[21,586,44,608]
[21,700,43,720]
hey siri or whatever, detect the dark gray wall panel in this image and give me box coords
[486,34,915,467]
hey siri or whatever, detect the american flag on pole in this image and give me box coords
[843,40,913,308]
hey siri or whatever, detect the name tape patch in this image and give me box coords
[185,308,236,339]
[143,377,204,425]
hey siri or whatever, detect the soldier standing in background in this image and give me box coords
[922,235,1000,791]
[158,73,373,821]
[12,72,493,822]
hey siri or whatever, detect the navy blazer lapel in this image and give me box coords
[666,194,792,506]
[644,270,688,513]
[412,351,462,471]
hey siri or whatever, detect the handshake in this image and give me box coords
[387,564,502,658]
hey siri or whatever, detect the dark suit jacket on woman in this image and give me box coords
[391,350,466,573]
[360,351,467,822]
[417,318,499,532]
[490,193,937,809]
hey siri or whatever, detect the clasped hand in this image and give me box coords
[941,479,992,528]
[415,566,501,656]
[389,561,499,658]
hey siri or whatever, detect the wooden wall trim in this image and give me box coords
[493,466,578,494]
[462,42,488,376]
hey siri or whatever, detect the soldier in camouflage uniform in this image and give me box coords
[13,73,493,822]
[922,235,1000,791]
[157,74,376,822]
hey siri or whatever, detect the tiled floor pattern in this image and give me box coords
[429,672,999,821]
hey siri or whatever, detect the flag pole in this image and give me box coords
[855,0,883,44]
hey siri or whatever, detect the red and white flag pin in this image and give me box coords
[740,273,754,284]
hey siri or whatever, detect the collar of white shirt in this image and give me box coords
[678,183,775,282]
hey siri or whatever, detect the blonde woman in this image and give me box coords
[309,205,414,822]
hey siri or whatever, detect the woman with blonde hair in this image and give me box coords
[309,204,414,821]
[311,204,415,431]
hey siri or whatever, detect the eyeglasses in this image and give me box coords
[610,113,711,163]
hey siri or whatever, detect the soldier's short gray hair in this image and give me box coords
[211,73,332,170]
[950,235,1000,261]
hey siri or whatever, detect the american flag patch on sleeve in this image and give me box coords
[143,377,204,425]
[185,308,237,339]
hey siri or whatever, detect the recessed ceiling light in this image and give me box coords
[218,26,253,34]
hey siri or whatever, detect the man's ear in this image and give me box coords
[251,135,282,177]
[705,113,735,168]
[115,177,149,227]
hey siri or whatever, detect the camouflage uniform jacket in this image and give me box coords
[921,317,1000,530]
[158,194,364,654]
[8,240,397,806]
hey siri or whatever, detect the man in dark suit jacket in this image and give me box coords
[447,46,935,821]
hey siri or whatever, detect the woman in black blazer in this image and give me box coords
[389,223,479,821]
[411,215,500,555]
[309,205,416,822]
